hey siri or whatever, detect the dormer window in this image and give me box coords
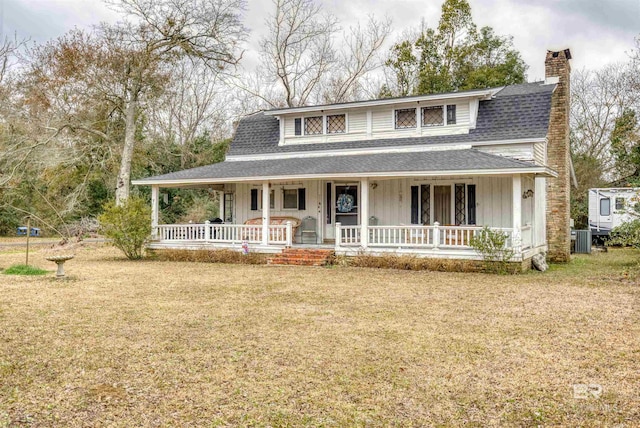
[294,113,347,136]
[422,106,444,127]
[294,118,302,136]
[327,114,346,134]
[304,116,323,135]
[395,108,416,129]
[447,105,457,125]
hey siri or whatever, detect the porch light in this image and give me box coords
[523,189,534,199]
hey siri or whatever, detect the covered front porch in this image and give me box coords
[132,148,556,263]
[144,173,546,262]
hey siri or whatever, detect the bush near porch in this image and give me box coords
[0,243,638,426]
[149,248,268,264]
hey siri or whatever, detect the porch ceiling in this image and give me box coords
[133,149,556,186]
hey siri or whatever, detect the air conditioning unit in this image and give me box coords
[574,230,592,254]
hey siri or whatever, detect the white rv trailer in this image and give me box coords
[589,187,640,240]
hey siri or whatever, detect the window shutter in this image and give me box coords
[455,183,466,225]
[294,118,302,135]
[447,105,457,125]
[250,189,258,211]
[467,185,476,225]
[326,183,332,224]
[298,188,306,210]
[411,186,419,224]
[420,184,431,224]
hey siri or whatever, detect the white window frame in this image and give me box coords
[293,113,349,136]
[326,113,348,134]
[421,105,445,128]
[282,188,299,210]
[600,198,611,216]
[446,104,457,125]
[394,108,418,130]
[293,117,303,136]
[303,115,324,136]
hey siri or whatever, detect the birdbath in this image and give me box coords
[45,255,75,278]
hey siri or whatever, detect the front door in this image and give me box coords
[323,182,359,241]
[433,185,451,225]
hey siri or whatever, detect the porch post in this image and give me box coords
[219,190,225,222]
[151,185,159,239]
[360,177,369,249]
[512,174,522,254]
[262,182,270,246]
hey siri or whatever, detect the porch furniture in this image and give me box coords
[300,216,317,244]
[244,216,301,242]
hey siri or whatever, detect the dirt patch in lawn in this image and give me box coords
[0,245,638,426]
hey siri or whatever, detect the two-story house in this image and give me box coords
[133,49,572,268]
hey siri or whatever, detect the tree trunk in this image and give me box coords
[115,90,138,206]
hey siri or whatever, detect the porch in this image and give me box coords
[135,149,554,264]
[148,221,536,261]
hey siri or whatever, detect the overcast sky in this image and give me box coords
[2,0,639,81]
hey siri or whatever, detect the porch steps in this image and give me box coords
[268,248,335,266]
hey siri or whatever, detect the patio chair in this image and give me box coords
[300,216,317,244]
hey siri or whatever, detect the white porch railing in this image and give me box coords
[155,222,292,246]
[336,222,518,251]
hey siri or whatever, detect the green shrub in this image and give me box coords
[3,265,49,275]
[469,226,515,274]
[98,197,151,260]
[608,219,640,249]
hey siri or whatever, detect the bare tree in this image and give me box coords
[570,64,638,179]
[147,59,233,168]
[231,0,391,109]
[104,0,246,204]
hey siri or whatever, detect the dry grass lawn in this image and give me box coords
[0,243,638,427]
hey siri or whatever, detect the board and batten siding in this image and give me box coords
[229,175,541,241]
[474,176,513,228]
[367,176,514,228]
[368,178,409,225]
[234,181,322,240]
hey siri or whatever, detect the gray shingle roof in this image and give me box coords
[137,149,541,183]
[227,82,555,156]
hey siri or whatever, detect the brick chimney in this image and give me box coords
[545,49,571,262]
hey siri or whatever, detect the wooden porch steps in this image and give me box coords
[268,248,335,266]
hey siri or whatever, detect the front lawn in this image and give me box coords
[0,245,638,426]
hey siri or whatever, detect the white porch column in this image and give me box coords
[151,185,159,239]
[512,174,522,254]
[360,177,369,249]
[262,182,270,246]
